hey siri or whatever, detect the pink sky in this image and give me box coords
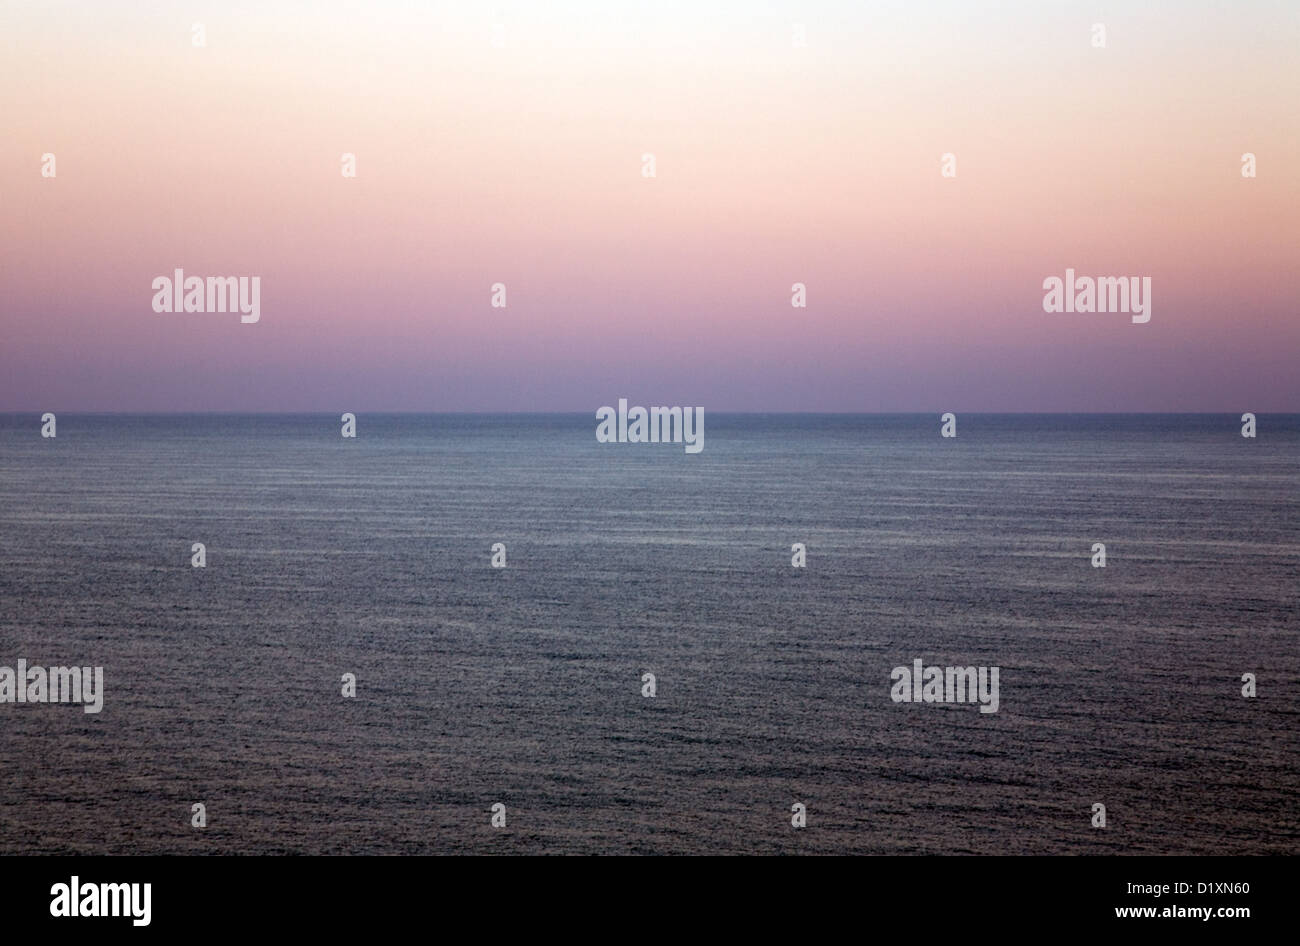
[2,1,1297,411]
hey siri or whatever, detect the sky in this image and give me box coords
[2,0,1298,411]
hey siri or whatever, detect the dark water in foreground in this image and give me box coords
[0,414,1297,854]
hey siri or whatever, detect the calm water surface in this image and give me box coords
[1,414,1296,854]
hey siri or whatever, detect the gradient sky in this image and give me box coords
[2,0,1298,411]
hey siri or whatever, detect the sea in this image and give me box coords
[1,413,1296,854]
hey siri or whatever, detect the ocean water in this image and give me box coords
[0,413,1296,855]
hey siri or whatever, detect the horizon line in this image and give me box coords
[2,410,1291,417]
